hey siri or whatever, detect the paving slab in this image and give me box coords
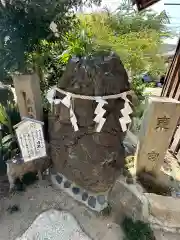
[0,180,124,240]
[16,209,91,240]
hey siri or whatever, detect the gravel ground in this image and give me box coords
[0,179,124,240]
[0,178,180,240]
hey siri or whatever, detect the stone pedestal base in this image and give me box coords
[51,169,108,212]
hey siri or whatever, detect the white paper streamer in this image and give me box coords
[94,98,108,132]
[50,21,59,37]
[119,100,133,132]
[120,92,130,102]
[46,88,56,104]
[61,94,79,132]
[61,93,71,108]
[46,87,133,133]
[69,106,79,132]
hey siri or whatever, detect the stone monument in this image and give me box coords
[48,52,132,210]
[13,74,43,121]
[135,96,180,176]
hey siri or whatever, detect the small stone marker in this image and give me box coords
[14,117,46,162]
[13,74,43,121]
[135,96,180,176]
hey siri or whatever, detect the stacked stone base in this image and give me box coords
[51,170,108,212]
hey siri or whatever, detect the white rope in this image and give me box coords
[55,87,130,100]
[46,87,133,133]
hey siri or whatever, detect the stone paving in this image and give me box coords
[16,209,91,240]
[0,179,124,240]
[1,178,180,239]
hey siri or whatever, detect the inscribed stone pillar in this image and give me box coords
[13,73,43,121]
[135,96,180,176]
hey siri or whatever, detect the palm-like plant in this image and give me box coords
[0,103,13,134]
[0,102,21,162]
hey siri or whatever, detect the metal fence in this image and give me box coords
[161,39,180,158]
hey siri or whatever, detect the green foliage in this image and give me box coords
[100,203,112,216]
[80,9,168,75]
[130,99,145,134]
[27,40,65,92]
[0,102,20,162]
[122,217,155,240]
[131,77,146,99]
[0,0,169,99]
[0,0,101,76]
[0,102,20,136]
[28,25,96,92]
[60,28,95,64]
[146,82,156,88]
[108,5,169,36]
[78,1,170,96]
[0,103,13,134]
[0,134,19,162]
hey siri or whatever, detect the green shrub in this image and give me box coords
[0,134,19,162]
[0,102,20,136]
[59,27,95,64]
[131,77,146,100]
[122,217,155,240]
[146,82,156,88]
[0,102,21,162]
[130,97,146,135]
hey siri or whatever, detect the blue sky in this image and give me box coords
[84,0,180,44]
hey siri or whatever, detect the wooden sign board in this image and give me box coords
[132,0,160,11]
[14,117,46,162]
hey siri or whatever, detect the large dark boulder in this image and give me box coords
[49,52,131,192]
[58,52,129,95]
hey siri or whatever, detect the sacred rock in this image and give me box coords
[49,52,131,192]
